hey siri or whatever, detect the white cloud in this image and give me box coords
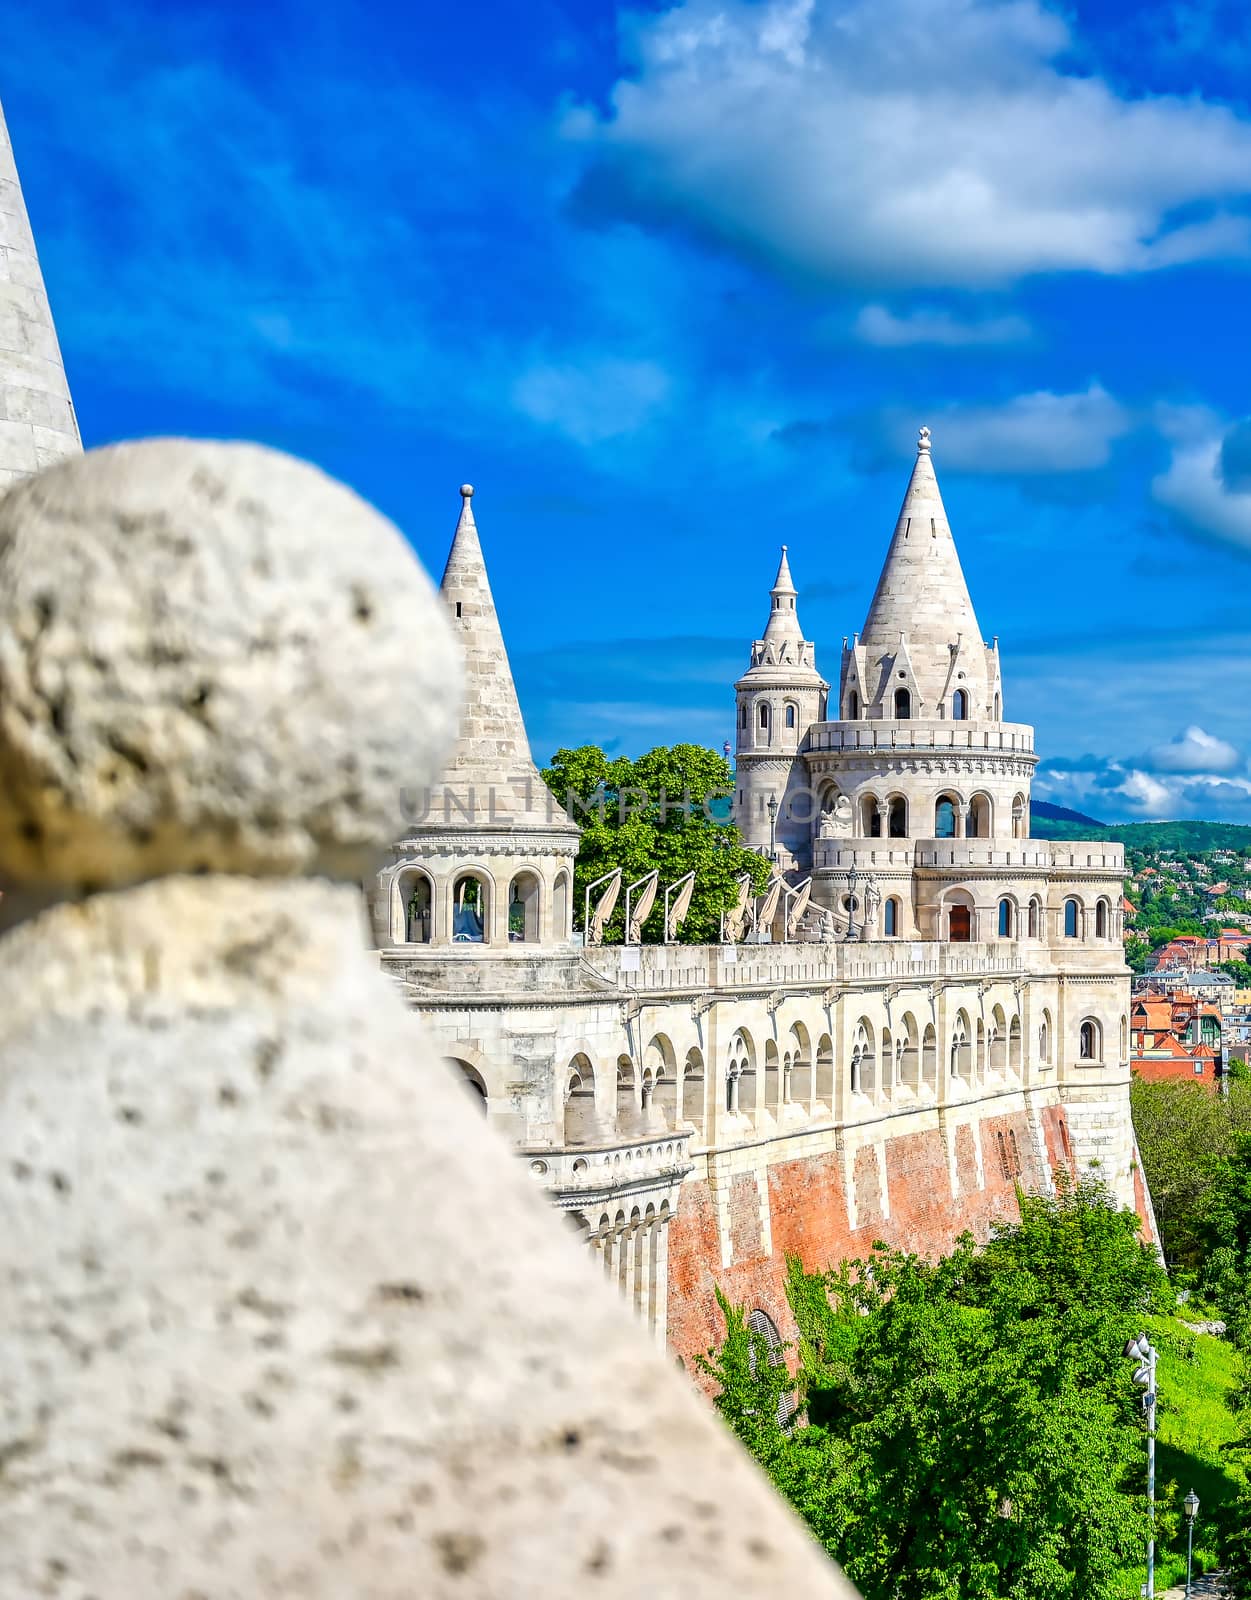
[566,0,1251,288]
[919,383,1130,472]
[1146,724,1242,774]
[512,357,671,444]
[1037,762,1251,822]
[853,305,1031,347]
[1152,431,1251,550]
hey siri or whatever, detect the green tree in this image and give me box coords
[542,743,770,944]
[1131,1079,1251,1281]
[701,1182,1164,1600]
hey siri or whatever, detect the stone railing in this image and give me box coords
[0,443,856,1599]
[523,1131,695,1206]
[584,939,1023,991]
[806,719,1035,756]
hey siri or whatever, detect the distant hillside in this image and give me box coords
[1031,800,1105,828]
[1030,812,1251,853]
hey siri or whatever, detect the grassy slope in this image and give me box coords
[1111,1316,1245,1596]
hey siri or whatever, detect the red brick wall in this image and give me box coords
[669,1110,1049,1378]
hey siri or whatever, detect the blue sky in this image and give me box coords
[7,0,1251,821]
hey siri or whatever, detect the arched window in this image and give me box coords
[681,1048,706,1140]
[950,1013,972,1080]
[450,1059,488,1114]
[888,796,907,837]
[921,1025,937,1087]
[553,872,570,939]
[884,897,898,937]
[758,701,770,731]
[564,1054,598,1144]
[861,793,881,837]
[968,793,991,838]
[1095,899,1108,938]
[740,703,747,729]
[935,796,957,839]
[998,898,1013,938]
[1079,1019,1101,1061]
[1039,1010,1052,1064]
[948,902,972,943]
[784,703,797,729]
[952,688,968,720]
[745,1310,795,1427]
[1027,897,1040,939]
[994,692,1002,719]
[847,690,860,720]
[452,872,489,943]
[395,868,433,944]
[1064,898,1080,938]
[894,687,911,719]
[850,1020,876,1097]
[508,870,541,942]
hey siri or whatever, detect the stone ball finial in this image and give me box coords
[0,440,461,897]
[460,483,474,498]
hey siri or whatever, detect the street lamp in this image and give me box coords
[766,794,779,862]
[1184,1489,1199,1599]
[1125,1333,1159,1599]
[845,862,859,942]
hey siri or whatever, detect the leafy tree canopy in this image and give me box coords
[542,743,771,944]
[700,1181,1168,1600]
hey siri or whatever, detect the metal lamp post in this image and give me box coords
[1184,1489,1199,1599]
[1125,1333,1159,1599]
[766,794,779,862]
[845,863,859,942]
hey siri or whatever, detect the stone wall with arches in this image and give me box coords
[395,929,1152,1356]
[371,834,577,949]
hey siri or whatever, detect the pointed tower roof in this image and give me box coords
[861,427,981,649]
[761,545,801,647]
[737,545,824,686]
[433,486,576,835]
[0,100,81,490]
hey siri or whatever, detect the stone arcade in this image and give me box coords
[370,449,1157,1365]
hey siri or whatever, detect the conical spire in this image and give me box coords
[434,486,576,833]
[0,100,81,490]
[854,428,997,719]
[861,428,981,646]
[761,543,805,649]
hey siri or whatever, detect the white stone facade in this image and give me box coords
[374,445,1153,1351]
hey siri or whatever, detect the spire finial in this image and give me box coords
[460,483,474,499]
[917,426,931,455]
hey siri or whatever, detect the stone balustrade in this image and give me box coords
[583,938,1024,991]
[0,442,857,1600]
[806,718,1035,755]
[524,1131,695,1203]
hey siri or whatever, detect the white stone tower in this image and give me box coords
[733,545,828,868]
[842,427,1001,726]
[371,485,579,949]
[0,100,80,488]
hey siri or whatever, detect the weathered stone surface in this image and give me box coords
[0,440,460,900]
[0,875,853,1599]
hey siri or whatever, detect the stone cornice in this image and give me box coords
[390,832,578,861]
[806,752,1038,779]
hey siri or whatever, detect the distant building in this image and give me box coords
[1130,989,1222,1089]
